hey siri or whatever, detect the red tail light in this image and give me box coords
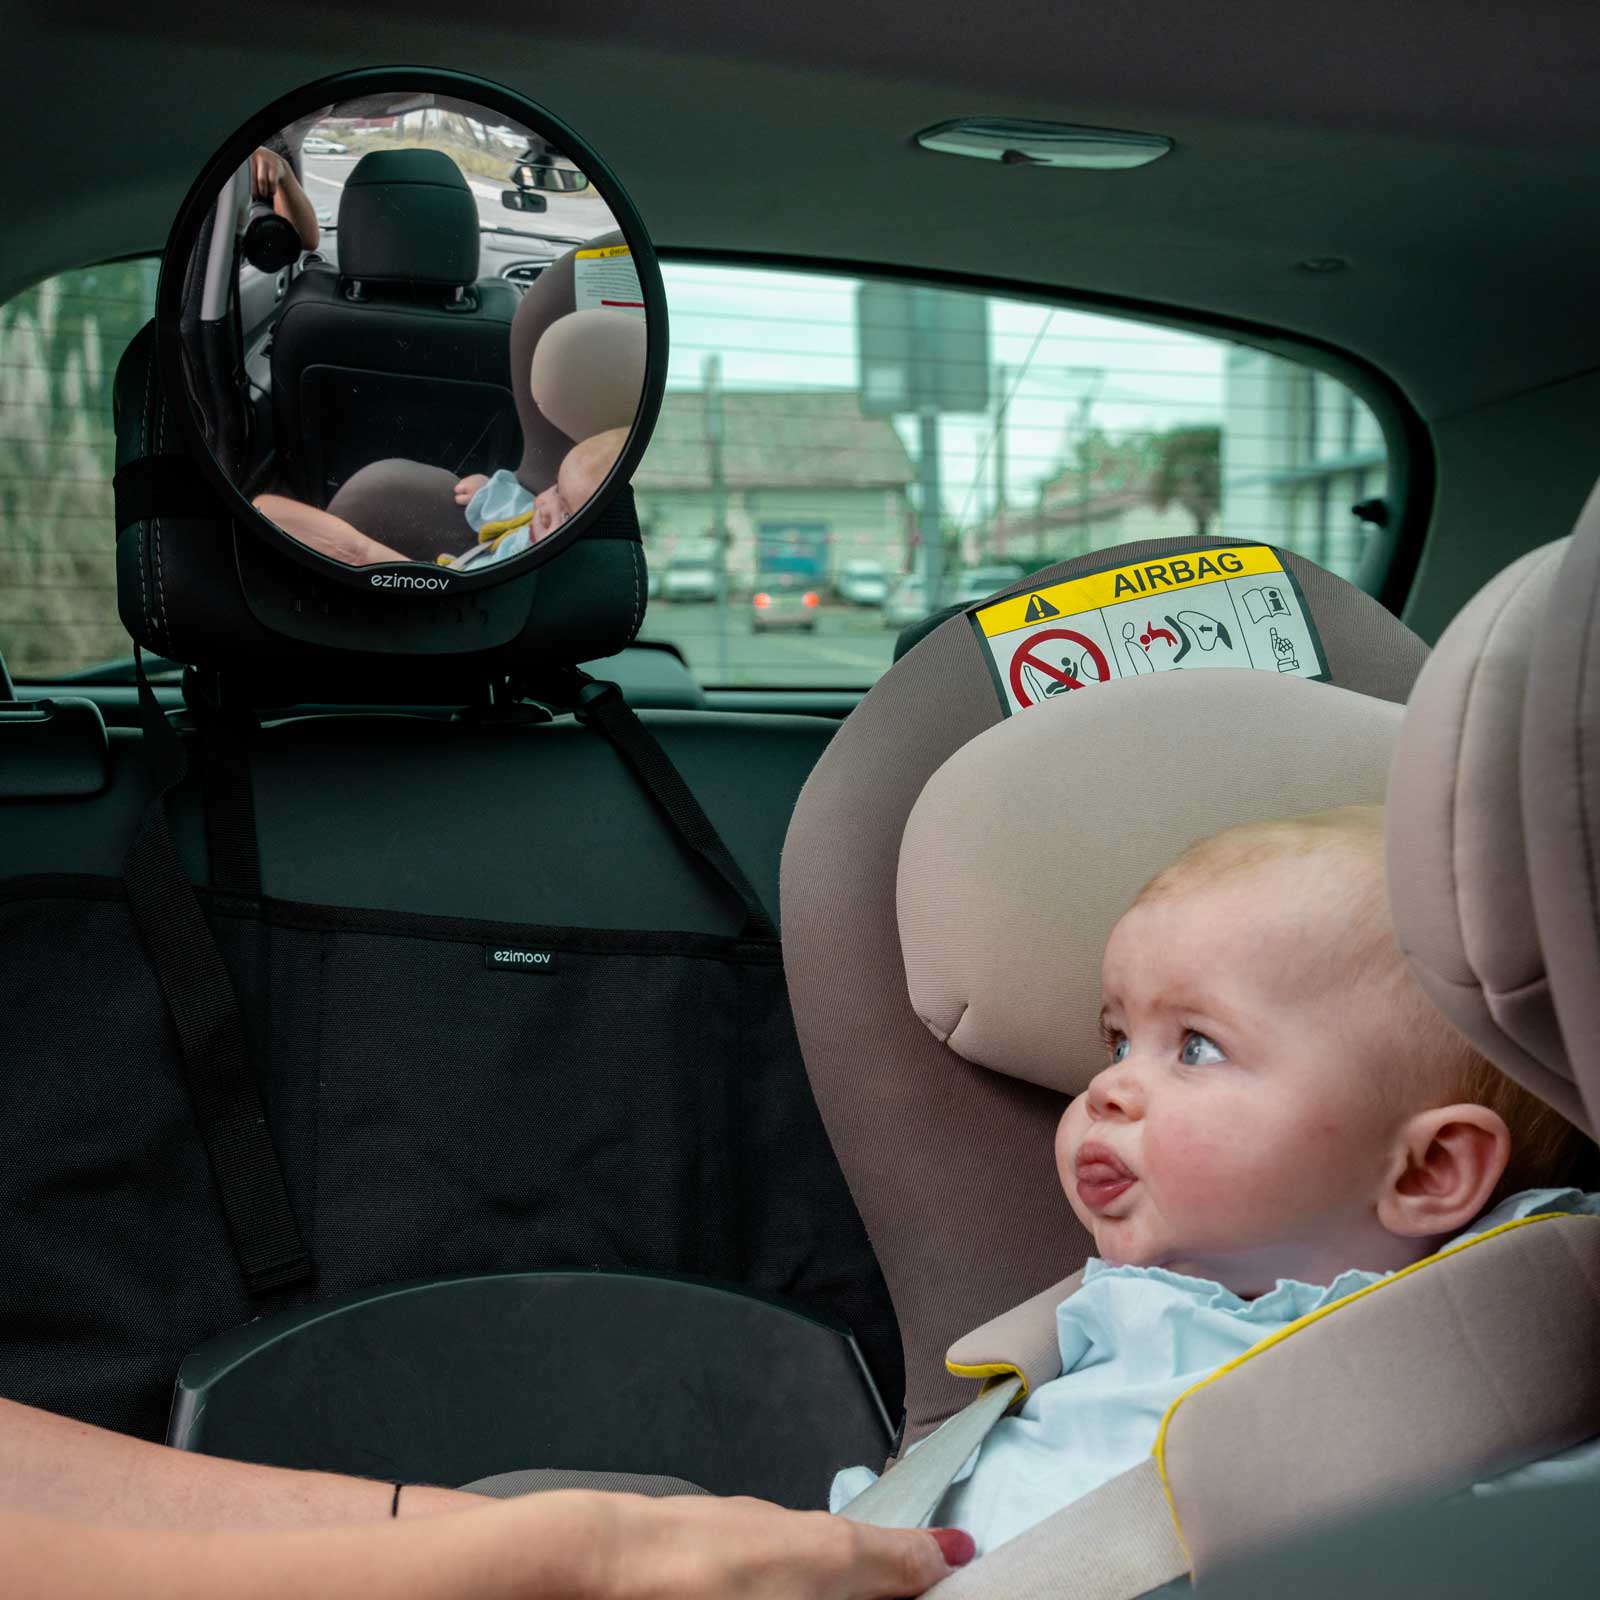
[803,591,820,607]
[753,592,772,608]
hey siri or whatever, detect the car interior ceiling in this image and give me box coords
[4,0,1600,1586]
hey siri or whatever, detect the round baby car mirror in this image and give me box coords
[157,67,665,597]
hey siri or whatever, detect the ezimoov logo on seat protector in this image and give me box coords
[485,946,558,972]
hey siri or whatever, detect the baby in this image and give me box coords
[255,427,628,570]
[833,805,1596,1553]
[444,427,628,571]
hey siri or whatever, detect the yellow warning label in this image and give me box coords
[974,545,1284,640]
[575,244,633,260]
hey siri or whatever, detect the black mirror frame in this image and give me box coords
[156,64,667,598]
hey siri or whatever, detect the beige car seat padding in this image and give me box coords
[1158,1213,1600,1575]
[1386,539,1590,1133]
[783,536,1428,1443]
[945,1269,1084,1402]
[1526,488,1600,1134]
[529,308,646,445]
[899,673,1403,1096]
[932,1455,1184,1600]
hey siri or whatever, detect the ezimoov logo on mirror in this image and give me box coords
[370,572,451,591]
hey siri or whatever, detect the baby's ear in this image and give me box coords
[1377,1105,1511,1241]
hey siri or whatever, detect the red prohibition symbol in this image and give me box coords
[1008,628,1112,707]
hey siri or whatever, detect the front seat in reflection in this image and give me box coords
[268,148,522,516]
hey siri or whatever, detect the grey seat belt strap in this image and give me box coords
[838,1375,1024,1529]
[933,1457,1189,1600]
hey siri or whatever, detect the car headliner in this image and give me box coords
[7,0,1599,634]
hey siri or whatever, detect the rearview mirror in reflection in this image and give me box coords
[502,188,548,213]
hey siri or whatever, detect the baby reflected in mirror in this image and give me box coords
[254,426,629,570]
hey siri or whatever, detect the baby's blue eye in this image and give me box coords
[1180,1032,1225,1066]
[1110,1034,1130,1063]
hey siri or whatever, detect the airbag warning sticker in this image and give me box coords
[971,545,1328,716]
[574,244,645,317]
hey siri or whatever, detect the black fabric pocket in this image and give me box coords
[0,880,902,1440]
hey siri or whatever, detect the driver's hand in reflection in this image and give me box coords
[250,145,319,251]
[454,473,490,505]
[251,146,290,200]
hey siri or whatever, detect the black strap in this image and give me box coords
[194,696,263,897]
[121,652,309,1293]
[572,678,780,943]
[113,453,224,532]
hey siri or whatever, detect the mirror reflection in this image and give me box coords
[178,89,649,574]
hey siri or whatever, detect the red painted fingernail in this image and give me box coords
[931,1528,976,1566]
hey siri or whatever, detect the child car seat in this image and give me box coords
[320,231,631,561]
[781,532,1599,1591]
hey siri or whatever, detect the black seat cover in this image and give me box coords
[269,149,521,510]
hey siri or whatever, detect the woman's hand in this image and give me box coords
[454,473,490,505]
[251,146,290,201]
[573,1492,974,1600]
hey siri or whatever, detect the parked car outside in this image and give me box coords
[751,576,819,631]
[884,574,929,629]
[948,563,1026,607]
[301,135,348,155]
[661,549,722,603]
[836,559,890,607]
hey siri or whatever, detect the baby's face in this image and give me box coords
[1056,859,1413,1296]
[533,429,631,545]
[531,483,572,541]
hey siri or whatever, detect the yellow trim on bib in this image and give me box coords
[477,507,535,542]
[1149,1210,1598,1564]
[945,1360,1030,1405]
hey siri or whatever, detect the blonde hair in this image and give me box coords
[1138,805,1591,1207]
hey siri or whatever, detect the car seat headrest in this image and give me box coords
[1386,540,1588,1132]
[530,309,647,446]
[782,536,1429,1443]
[114,71,668,693]
[113,319,647,698]
[336,149,480,288]
[898,673,1403,1096]
[1389,502,1600,1138]
[1525,496,1600,1135]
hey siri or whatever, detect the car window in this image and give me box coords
[0,257,1398,687]
[637,262,1397,687]
[0,259,159,680]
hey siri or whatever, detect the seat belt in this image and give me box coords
[934,1458,1188,1600]
[121,651,310,1294]
[844,1393,1186,1596]
[570,676,780,942]
[840,1375,1024,1530]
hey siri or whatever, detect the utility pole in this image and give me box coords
[704,353,729,680]
[990,361,1009,561]
[911,289,945,609]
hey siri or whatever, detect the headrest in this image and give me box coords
[508,233,627,490]
[336,149,480,288]
[898,673,1402,1095]
[531,310,648,444]
[1388,508,1599,1137]
[112,321,645,695]
[782,535,1429,1443]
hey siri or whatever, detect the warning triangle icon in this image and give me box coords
[1024,593,1061,622]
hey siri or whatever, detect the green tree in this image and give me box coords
[0,261,158,677]
[1147,425,1221,537]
